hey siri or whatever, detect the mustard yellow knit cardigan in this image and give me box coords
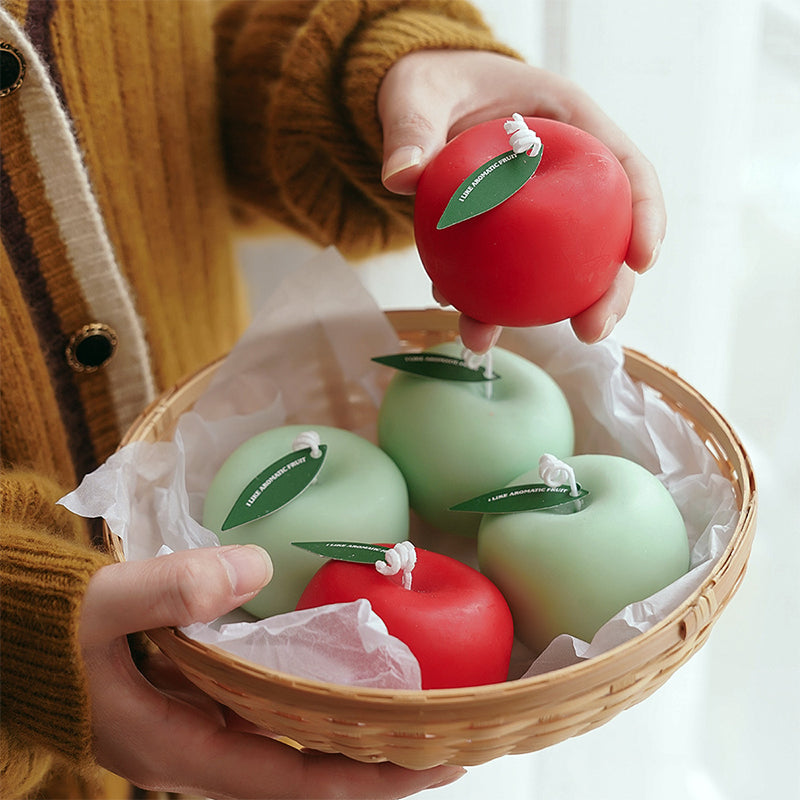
[0,1,516,797]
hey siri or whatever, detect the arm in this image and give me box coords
[214,0,519,258]
[78,545,464,799]
[0,471,112,797]
[1,472,463,799]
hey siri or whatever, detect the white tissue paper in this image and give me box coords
[59,247,739,688]
[184,599,421,689]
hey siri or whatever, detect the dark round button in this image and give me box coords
[66,323,118,373]
[1,41,26,98]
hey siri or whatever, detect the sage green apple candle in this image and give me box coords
[202,424,409,618]
[476,454,690,652]
[376,342,574,536]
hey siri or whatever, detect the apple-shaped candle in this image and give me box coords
[202,425,409,618]
[376,341,574,536]
[414,114,632,327]
[295,541,515,689]
[475,454,690,652]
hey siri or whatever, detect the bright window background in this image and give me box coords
[240,2,799,797]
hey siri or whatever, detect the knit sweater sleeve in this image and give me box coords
[0,470,111,797]
[214,0,520,258]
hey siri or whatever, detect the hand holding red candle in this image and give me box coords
[378,51,666,347]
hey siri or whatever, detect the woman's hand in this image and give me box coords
[80,545,465,799]
[378,50,665,351]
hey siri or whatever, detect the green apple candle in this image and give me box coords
[376,342,574,536]
[202,425,409,618]
[476,454,690,652]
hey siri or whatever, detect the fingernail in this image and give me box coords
[219,545,273,596]
[640,238,662,274]
[431,284,451,308]
[597,313,619,342]
[469,325,502,356]
[382,145,423,183]
[428,767,467,789]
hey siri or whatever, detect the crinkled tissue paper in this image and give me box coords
[60,247,739,690]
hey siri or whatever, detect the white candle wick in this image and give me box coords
[461,346,495,379]
[292,430,323,459]
[461,345,495,399]
[539,453,579,497]
[503,113,542,157]
[375,541,417,590]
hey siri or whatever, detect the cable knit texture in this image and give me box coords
[1,1,514,797]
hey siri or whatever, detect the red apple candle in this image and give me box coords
[295,541,515,690]
[414,114,632,327]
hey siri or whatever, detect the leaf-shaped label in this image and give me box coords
[437,147,543,229]
[451,483,589,514]
[221,445,327,531]
[372,352,499,382]
[291,540,391,563]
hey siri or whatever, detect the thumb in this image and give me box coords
[379,67,451,196]
[81,545,272,645]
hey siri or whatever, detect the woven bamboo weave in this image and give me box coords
[105,309,757,769]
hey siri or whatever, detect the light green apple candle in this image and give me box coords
[376,342,575,537]
[476,453,690,652]
[202,424,409,618]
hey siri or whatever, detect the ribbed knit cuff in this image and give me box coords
[269,0,521,257]
[1,472,111,769]
[340,1,523,162]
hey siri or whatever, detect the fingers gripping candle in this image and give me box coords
[477,454,690,652]
[202,425,409,618]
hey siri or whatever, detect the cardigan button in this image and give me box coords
[66,323,119,373]
[0,41,26,98]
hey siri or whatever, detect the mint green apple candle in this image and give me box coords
[376,342,574,537]
[202,425,409,618]
[476,454,690,652]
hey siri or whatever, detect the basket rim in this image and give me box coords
[112,308,756,704]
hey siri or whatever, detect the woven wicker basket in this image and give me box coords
[105,309,757,770]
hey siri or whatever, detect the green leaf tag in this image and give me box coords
[451,483,589,514]
[372,352,499,382]
[221,445,328,531]
[437,147,543,229]
[291,540,391,563]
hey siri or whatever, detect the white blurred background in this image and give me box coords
[239,1,800,797]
